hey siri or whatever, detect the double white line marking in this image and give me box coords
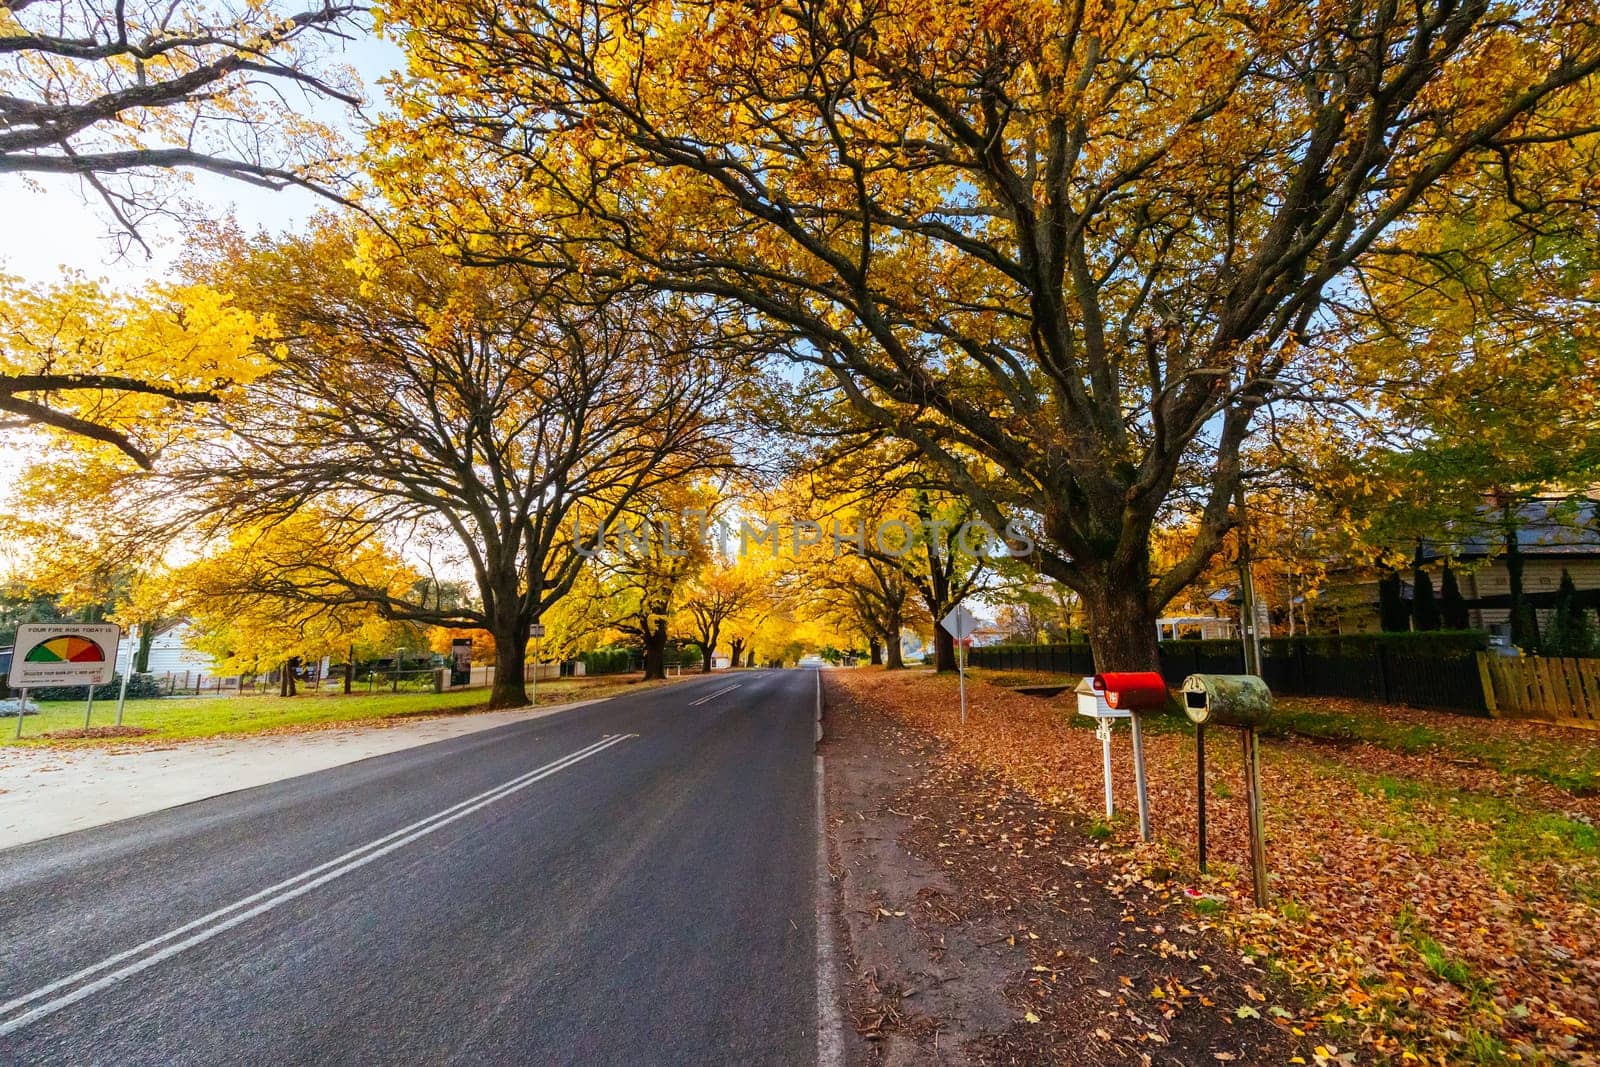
[0,733,637,1038]
[688,682,743,706]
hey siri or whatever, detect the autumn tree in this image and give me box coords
[834,557,923,668]
[1,0,363,453]
[375,0,1600,672]
[1,0,361,232]
[0,275,269,467]
[146,512,426,694]
[1275,157,1599,634]
[792,445,1001,670]
[682,556,769,673]
[565,482,722,680]
[173,220,731,707]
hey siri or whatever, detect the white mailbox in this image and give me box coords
[1075,678,1130,818]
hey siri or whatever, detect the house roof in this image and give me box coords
[1424,497,1600,560]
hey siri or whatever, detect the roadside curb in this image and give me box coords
[814,669,848,1067]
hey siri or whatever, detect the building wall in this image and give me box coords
[113,622,217,676]
[1328,558,1600,636]
[1464,557,1600,630]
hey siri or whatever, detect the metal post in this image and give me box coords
[14,688,28,739]
[1130,712,1152,842]
[1196,724,1208,873]
[1242,725,1269,906]
[83,682,96,730]
[1097,718,1114,818]
[531,634,540,707]
[117,625,137,725]
[957,638,967,724]
[1235,482,1263,677]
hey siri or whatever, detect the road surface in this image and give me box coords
[0,670,823,1065]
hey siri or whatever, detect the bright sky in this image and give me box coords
[0,25,403,507]
[0,30,404,290]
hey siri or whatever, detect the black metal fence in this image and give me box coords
[970,633,1490,714]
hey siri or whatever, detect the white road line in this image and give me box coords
[688,682,742,706]
[814,667,822,743]
[815,753,846,1067]
[0,732,624,1020]
[0,733,637,1037]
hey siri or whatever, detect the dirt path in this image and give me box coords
[822,674,1310,1066]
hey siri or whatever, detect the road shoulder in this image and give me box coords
[821,673,1308,1065]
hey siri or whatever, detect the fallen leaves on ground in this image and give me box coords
[829,669,1600,1066]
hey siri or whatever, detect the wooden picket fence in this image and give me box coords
[1478,653,1600,729]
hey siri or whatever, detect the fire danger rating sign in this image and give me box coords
[9,623,121,688]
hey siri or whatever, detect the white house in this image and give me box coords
[114,621,217,677]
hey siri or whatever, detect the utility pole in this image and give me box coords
[1235,482,1264,677]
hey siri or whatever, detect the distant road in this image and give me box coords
[0,671,821,1065]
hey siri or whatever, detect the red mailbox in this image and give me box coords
[1092,672,1168,711]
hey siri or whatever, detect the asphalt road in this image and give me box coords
[0,669,822,1066]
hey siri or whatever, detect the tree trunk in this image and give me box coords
[135,623,158,673]
[488,621,530,708]
[697,620,716,671]
[932,627,956,672]
[279,657,300,697]
[868,638,882,665]
[729,637,746,670]
[1080,574,1162,674]
[884,634,905,669]
[343,660,353,695]
[746,650,756,668]
[641,617,669,680]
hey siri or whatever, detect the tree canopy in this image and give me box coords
[372,0,1600,669]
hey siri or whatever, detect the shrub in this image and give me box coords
[1545,569,1597,658]
[22,673,166,702]
[580,648,633,675]
[1412,568,1441,632]
[1439,565,1470,631]
[1378,568,1409,632]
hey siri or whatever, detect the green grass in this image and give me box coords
[4,675,651,747]
[967,667,1600,798]
[1263,699,1600,797]
[1354,771,1600,900]
[1394,909,1487,993]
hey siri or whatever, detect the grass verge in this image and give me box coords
[3,675,657,747]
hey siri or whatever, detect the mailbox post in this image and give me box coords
[1073,679,1129,819]
[1182,673,1273,906]
[1092,672,1168,842]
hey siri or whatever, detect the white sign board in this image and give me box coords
[529,624,547,638]
[939,605,978,641]
[10,623,122,688]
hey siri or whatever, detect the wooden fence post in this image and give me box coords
[1476,653,1499,718]
[1242,725,1269,907]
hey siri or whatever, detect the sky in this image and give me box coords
[0,28,404,291]
[0,21,404,505]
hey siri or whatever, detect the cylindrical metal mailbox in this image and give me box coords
[1093,671,1168,711]
[1181,673,1272,727]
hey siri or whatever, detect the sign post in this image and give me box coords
[115,625,138,726]
[529,623,546,707]
[939,605,978,725]
[10,623,121,740]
